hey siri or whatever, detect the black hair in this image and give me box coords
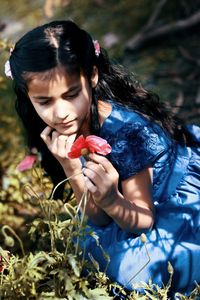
[10,20,99,198]
[9,20,191,198]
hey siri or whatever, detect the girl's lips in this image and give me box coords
[56,120,75,127]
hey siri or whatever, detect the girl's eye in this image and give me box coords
[63,91,80,100]
[39,100,50,106]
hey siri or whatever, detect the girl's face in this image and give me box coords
[28,67,98,136]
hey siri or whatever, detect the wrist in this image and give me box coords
[62,158,82,176]
[97,192,123,212]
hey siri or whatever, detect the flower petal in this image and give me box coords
[17,155,37,172]
[86,135,112,155]
[67,135,87,158]
[68,135,112,159]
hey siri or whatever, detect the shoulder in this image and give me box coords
[100,100,158,136]
[99,100,174,152]
[98,100,112,127]
[99,100,173,179]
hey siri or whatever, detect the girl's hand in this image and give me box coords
[40,127,111,225]
[40,126,82,173]
[82,153,120,208]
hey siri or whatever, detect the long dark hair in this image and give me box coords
[9,20,189,197]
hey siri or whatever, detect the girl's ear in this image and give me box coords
[91,66,99,88]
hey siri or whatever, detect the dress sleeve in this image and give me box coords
[107,113,172,181]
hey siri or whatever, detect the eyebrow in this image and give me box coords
[31,83,81,100]
[32,96,52,100]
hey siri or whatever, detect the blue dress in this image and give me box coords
[81,101,200,295]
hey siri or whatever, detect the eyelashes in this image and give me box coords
[37,91,81,106]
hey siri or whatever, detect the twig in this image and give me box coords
[172,91,184,114]
[145,0,168,29]
[126,10,200,51]
[195,88,200,104]
[179,46,200,66]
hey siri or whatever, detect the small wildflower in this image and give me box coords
[16,155,37,172]
[167,261,174,274]
[140,233,147,243]
[5,236,15,247]
[68,135,112,159]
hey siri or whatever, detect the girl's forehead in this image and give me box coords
[25,66,79,83]
[27,69,90,98]
[27,67,81,90]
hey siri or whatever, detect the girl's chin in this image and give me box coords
[56,126,77,136]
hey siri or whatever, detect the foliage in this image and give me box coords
[0,1,200,299]
[0,149,200,299]
[0,165,114,299]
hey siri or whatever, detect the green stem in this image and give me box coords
[75,188,88,255]
[125,241,151,287]
[2,225,25,257]
[113,241,151,299]
[50,171,82,200]
[49,171,82,253]
[21,183,40,200]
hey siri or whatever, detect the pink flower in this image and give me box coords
[16,155,37,172]
[93,40,101,57]
[68,135,112,159]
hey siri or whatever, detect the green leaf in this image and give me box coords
[67,254,81,277]
[87,287,113,300]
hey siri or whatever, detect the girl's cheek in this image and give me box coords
[38,107,51,120]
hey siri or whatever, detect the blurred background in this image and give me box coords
[0,0,200,207]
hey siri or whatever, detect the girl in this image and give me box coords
[6,20,200,295]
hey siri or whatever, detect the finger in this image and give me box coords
[83,166,104,186]
[40,126,52,145]
[51,130,60,142]
[85,161,106,177]
[66,133,77,145]
[66,133,77,154]
[57,135,68,157]
[88,153,114,173]
[84,175,98,194]
[49,130,60,152]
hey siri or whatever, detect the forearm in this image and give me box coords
[101,193,154,234]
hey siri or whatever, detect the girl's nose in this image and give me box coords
[54,99,69,120]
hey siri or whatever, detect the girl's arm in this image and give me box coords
[40,126,112,226]
[62,164,112,225]
[83,153,154,234]
[106,167,154,233]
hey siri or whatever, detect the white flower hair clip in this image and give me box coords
[4,60,13,79]
[93,40,101,57]
[4,47,14,80]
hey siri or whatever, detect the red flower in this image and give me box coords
[68,135,112,159]
[0,251,10,272]
[0,257,3,272]
[16,155,37,172]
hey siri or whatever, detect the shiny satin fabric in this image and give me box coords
[80,101,200,295]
